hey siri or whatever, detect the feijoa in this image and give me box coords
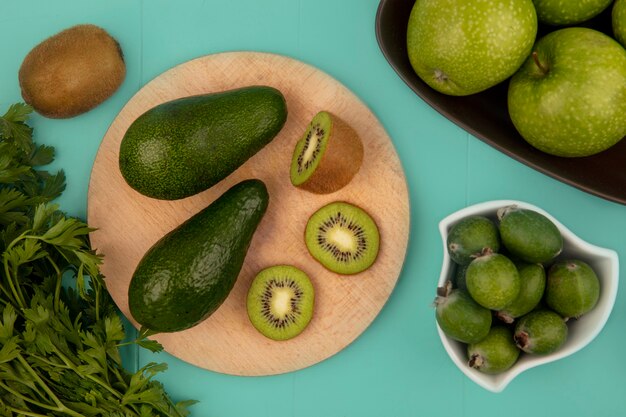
[545,259,600,319]
[466,252,520,310]
[454,263,469,291]
[434,282,492,344]
[514,310,568,355]
[447,216,500,265]
[497,206,563,263]
[496,263,546,323]
[468,326,520,374]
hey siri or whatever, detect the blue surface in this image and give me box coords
[2,1,625,416]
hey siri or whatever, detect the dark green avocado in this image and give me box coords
[119,85,287,200]
[128,179,269,333]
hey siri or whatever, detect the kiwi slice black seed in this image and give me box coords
[289,111,363,194]
[246,265,314,341]
[19,24,126,118]
[305,201,380,275]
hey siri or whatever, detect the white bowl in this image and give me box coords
[437,200,619,393]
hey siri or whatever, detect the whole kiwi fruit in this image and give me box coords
[19,24,126,118]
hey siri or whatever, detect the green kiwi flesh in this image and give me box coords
[305,201,380,275]
[246,265,314,341]
[290,111,331,186]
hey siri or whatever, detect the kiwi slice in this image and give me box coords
[290,111,363,194]
[305,201,380,275]
[19,24,126,118]
[246,265,314,341]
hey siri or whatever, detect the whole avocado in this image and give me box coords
[119,86,287,200]
[128,179,269,333]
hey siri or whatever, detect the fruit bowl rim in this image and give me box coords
[437,199,619,393]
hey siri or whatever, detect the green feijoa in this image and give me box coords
[447,215,500,265]
[514,310,568,354]
[468,326,521,374]
[454,263,469,291]
[497,206,563,263]
[466,252,520,310]
[434,282,492,344]
[496,263,546,323]
[546,260,600,319]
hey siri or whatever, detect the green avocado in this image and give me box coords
[128,179,269,333]
[119,85,287,200]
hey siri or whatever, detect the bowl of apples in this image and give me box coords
[375,0,626,205]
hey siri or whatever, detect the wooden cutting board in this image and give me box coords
[88,51,410,376]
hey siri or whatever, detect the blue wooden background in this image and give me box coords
[1,1,625,416]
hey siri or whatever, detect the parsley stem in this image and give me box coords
[3,257,26,309]
[3,230,41,308]
[16,353,86,417]
[0,380,61,413]
[94,273,101,321]
[5,405,50,417]
[50,344,125,401]
[4,230,32,252]
[28,353,71,369]
[0,278,13,301]
[45,255,62,312]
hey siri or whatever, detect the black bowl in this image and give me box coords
[375,0,626,206]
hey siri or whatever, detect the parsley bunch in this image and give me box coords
[0,104,195,417]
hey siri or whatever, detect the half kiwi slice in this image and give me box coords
[246,265,315,341]
[290,111,363,194]
[305,201,380,275]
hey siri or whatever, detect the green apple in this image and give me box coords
[532,0,613,25]
[508,27,626,157]
[406,0,537,96]
[614,0,626,47]
[532,0,613,26]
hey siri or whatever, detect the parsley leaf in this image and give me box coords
[29,144,55,167]
[0,103,34,154]
[0,103,195,417]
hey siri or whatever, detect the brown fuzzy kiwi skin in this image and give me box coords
[18,24,126,119]
[296,112,364,194]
